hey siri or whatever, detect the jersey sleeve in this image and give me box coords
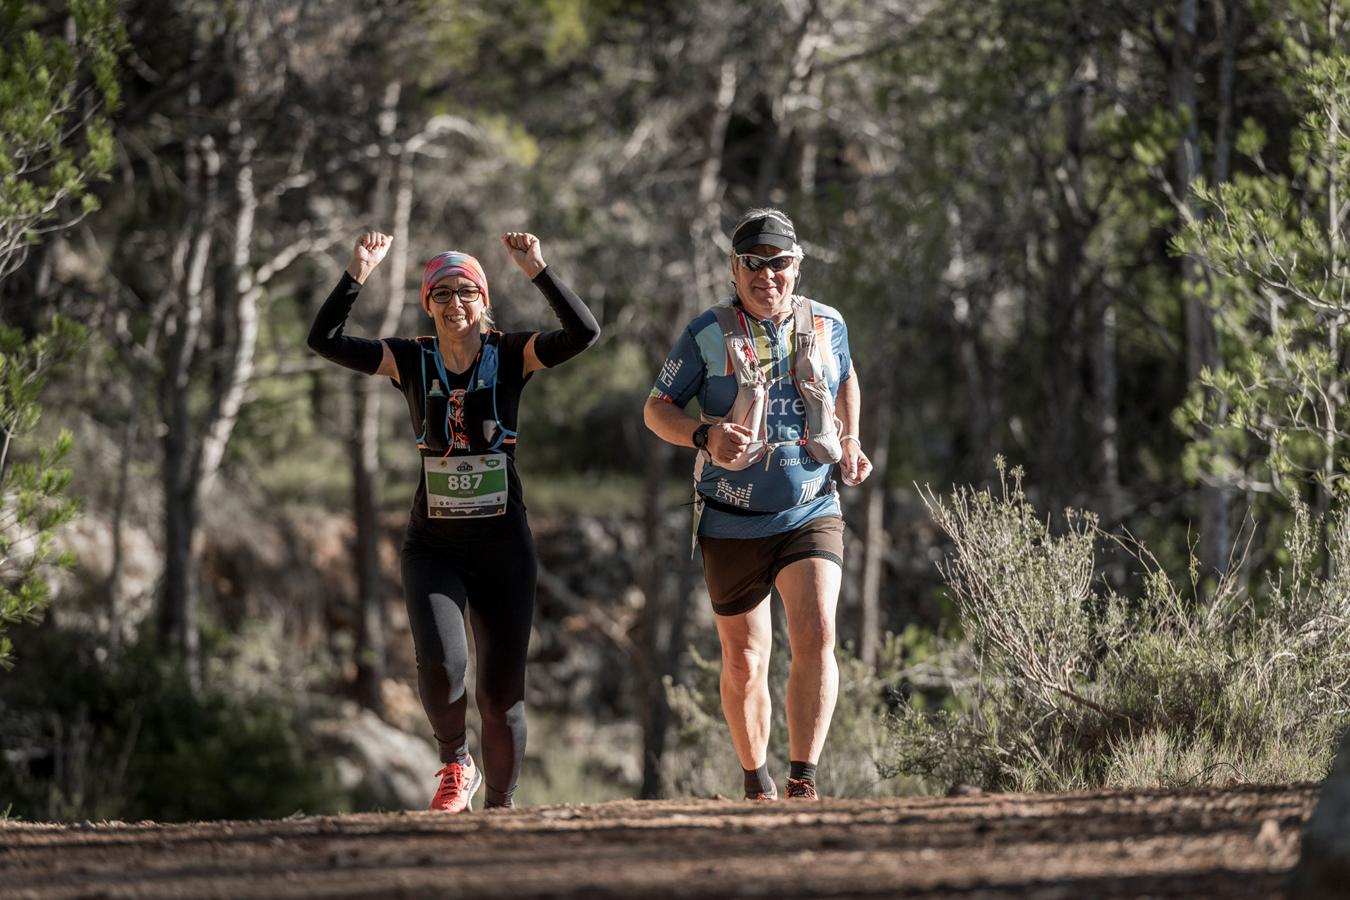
[649,326,705,408]
[832,315,852,382]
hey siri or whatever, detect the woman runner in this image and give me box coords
[307,230,600,811]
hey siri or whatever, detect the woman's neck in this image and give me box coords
[436,328,482,373]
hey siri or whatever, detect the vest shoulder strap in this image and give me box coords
[791,296,827,380]
[792,297,815,349]
[709,302,761,387]
[709,301,739,335]
[475,330,503,391]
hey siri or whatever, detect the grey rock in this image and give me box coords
[313,707,440,811]
[1294,726,1350,897]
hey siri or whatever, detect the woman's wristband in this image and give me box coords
[840,434,861,447]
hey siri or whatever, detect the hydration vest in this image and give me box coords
[700,296,843,470]
[414,332,516,453]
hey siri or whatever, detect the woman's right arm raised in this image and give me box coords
[306,232,398,379]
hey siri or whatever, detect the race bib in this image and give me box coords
[424,453,509,518]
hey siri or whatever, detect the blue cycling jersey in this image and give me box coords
[650,297,852,538]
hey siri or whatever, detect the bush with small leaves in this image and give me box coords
[884,459,1350,793]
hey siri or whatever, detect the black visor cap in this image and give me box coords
[732,214,796,254]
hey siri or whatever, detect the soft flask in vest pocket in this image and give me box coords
[795,375,843,464]
[792,299,843,465]
[712,329,769,470]
[420,378,452,452]
[416,333,515,454]
[705,297,841,469]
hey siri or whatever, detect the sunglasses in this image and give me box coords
[736,252,799,273]
[429,286,483,304]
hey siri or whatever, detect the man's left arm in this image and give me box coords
[836,362,872,486]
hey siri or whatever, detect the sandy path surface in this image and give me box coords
[0,784,1317,898]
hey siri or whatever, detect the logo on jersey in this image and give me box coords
[714,479,754,508]
[798,475,824,504]
[659,357,684,387]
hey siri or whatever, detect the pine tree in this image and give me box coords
[0,0,126,278]
[1177,56,1350,524]
[0,317,83,668]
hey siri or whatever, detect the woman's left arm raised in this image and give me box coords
[500,232,601,376]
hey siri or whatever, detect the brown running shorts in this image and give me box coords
[697,515,845,617]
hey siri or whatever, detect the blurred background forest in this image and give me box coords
[4,0,1350,821]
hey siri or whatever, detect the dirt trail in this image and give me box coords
[0,784,1317,898]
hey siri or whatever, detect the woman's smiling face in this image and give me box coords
[425,274,486,335]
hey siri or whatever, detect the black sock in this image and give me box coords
[485,784,514,807]
[744,765,775,796]
[789,760,817,783]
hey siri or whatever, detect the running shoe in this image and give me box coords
[429,755,483,812]
[785,777,819,800]
[745,787,778,801]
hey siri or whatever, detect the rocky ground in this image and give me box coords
[0,783,1317,898]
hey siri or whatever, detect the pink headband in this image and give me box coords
[421,251,489,306]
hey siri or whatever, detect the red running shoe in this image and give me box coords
[429,756,483,812]
[745,787,778,801]
[785,777,819,800]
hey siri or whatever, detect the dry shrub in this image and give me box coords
[885,459,1350,792]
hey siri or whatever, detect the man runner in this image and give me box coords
[643,208,872,800]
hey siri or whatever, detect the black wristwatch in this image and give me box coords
[692,423,712,451]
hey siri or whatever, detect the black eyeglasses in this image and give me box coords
[429,286,483,305]
[736,252,799,273]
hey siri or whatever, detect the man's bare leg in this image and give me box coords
[777,558,842,770]
[714,597,774,790]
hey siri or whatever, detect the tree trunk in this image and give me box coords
[1320,21,1342,572]
[636,437,676,799]
[157,127,218,687]
[197,130,259,498]
[104,409,137,658]
[856,256,909,666]
[352,79,406,714]
[1173,0,1229,578]
[636,57,738,798]
[857,382,892,667]
[1040,62,1092,516]
[754,0,821,203]
[945,208,996,483]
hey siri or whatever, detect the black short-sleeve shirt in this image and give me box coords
[385,331,535,539]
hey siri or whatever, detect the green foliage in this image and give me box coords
[0,628,347,822]
[0,0,126,277]
[0,316,84,668]
[885,463,1350,792]
[1175,56,1350,499]
[664,632,922,798]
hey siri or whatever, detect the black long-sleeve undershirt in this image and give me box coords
[530,266,600,367]
[307,265,599,374]
[305,271,384,375]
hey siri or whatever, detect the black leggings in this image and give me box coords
[401,525,537,807]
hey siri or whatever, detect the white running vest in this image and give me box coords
[697,296,843,473]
